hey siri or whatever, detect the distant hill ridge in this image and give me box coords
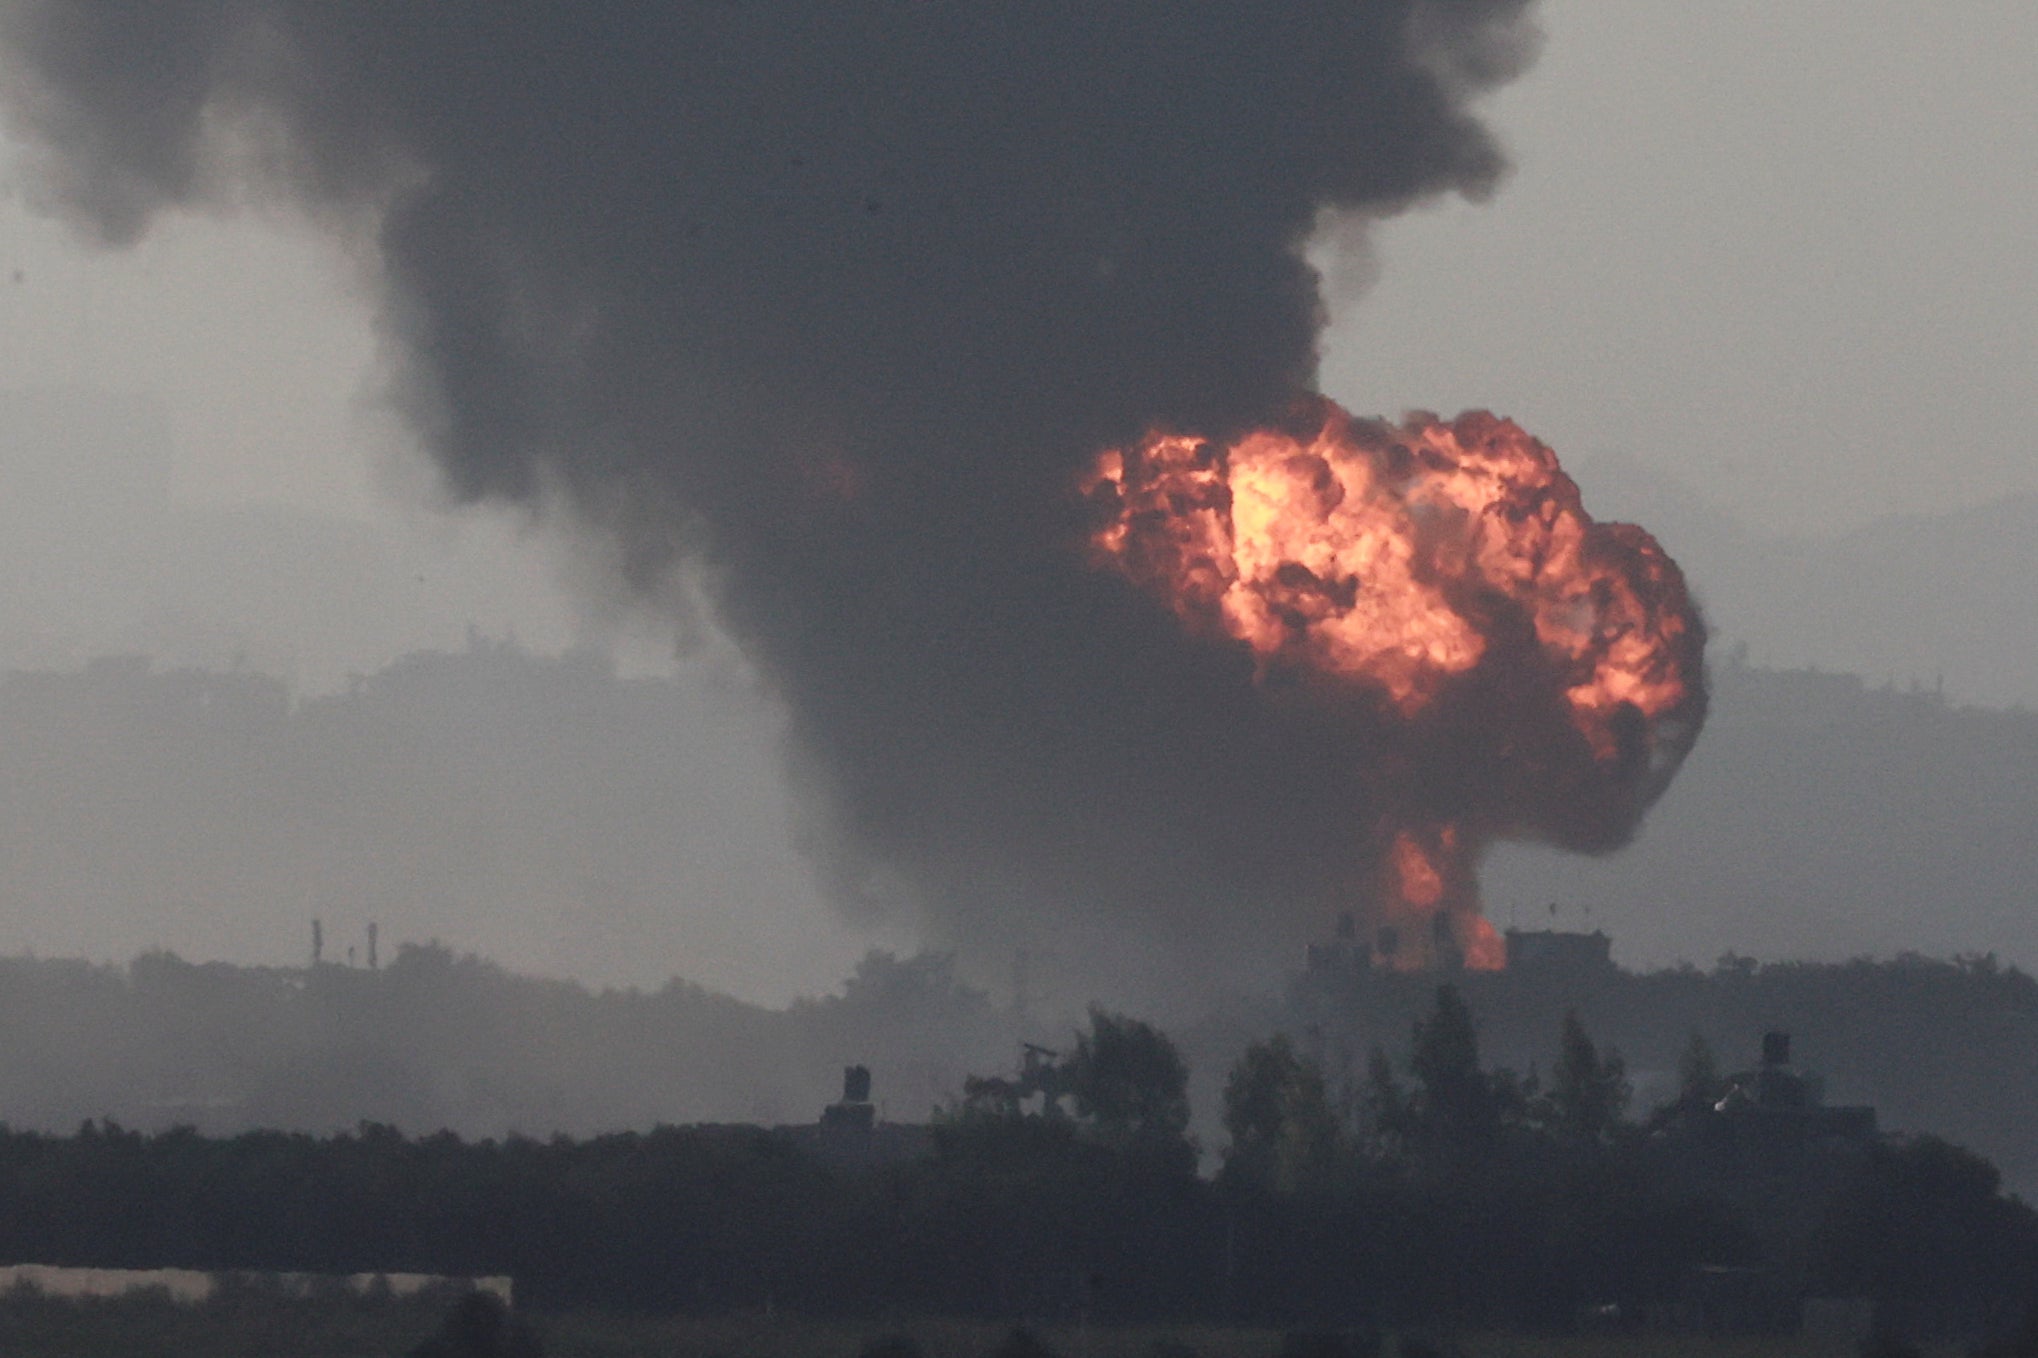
[1579,453,2038,711]
[0,640,2031,1012]
[1486,651,2038,989]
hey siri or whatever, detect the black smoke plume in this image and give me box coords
[0,3,1549,991]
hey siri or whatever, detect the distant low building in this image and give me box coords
[774,1064,930,1169]
[1303,911,1368,979]
[1640,1032,1882,1338]
[1503,927,1615,975]
[1711,1030,1879,1145]
[820,1063,875,1133]
[1304,916,1619,980]
[1647,1028,1879,1165]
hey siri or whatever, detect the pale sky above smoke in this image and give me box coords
[0,1,2031,996]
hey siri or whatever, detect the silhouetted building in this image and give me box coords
[1637,1033,1885,1338]
[1503,927,1615,975]
[774,1065,930,1168]
[1304,912,1367,978]
[1306,917,1615,980]
[822,1064,875,1133]
[1303,911,1452,976]
[1713,1030,1879,1143]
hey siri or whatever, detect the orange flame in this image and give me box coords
[1083,395,1700,965]
[1371,825,1505,972]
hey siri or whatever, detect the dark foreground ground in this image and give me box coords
[0,1289,1954,1358]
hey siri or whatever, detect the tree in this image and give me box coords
[953,1043,1068,1123]
[1815,1135,2038,1323]
[1546,1010,1629,1148]
[1677,1032,1723,1107]
[409,1290,543,1358]
[1064,1007,1194,1171]
[1408,985,1500,1154]
[1359,1043,1409,1160]
[1221,1034,1343,1194]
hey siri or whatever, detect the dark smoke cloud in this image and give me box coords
[0,2,1543,989]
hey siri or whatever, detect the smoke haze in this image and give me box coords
[0,3,1543,989]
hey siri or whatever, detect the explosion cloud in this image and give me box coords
[0,3,1697,989]
[1088,399,1705,968]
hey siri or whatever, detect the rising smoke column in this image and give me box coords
[0,3,1686,988]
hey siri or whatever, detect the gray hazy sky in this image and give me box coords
[0,1,2031,993]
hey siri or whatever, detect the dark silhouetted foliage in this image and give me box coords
[409,1291,542,1358]
[1221,1034,1342,1195]
[0,991,2024,1334]
[1544,1009,1629,1149]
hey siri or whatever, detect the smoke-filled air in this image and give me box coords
[0,2,1703,988]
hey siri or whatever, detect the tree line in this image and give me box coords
[0,987,2030,1335]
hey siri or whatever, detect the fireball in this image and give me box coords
[1084,395,1705,968]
